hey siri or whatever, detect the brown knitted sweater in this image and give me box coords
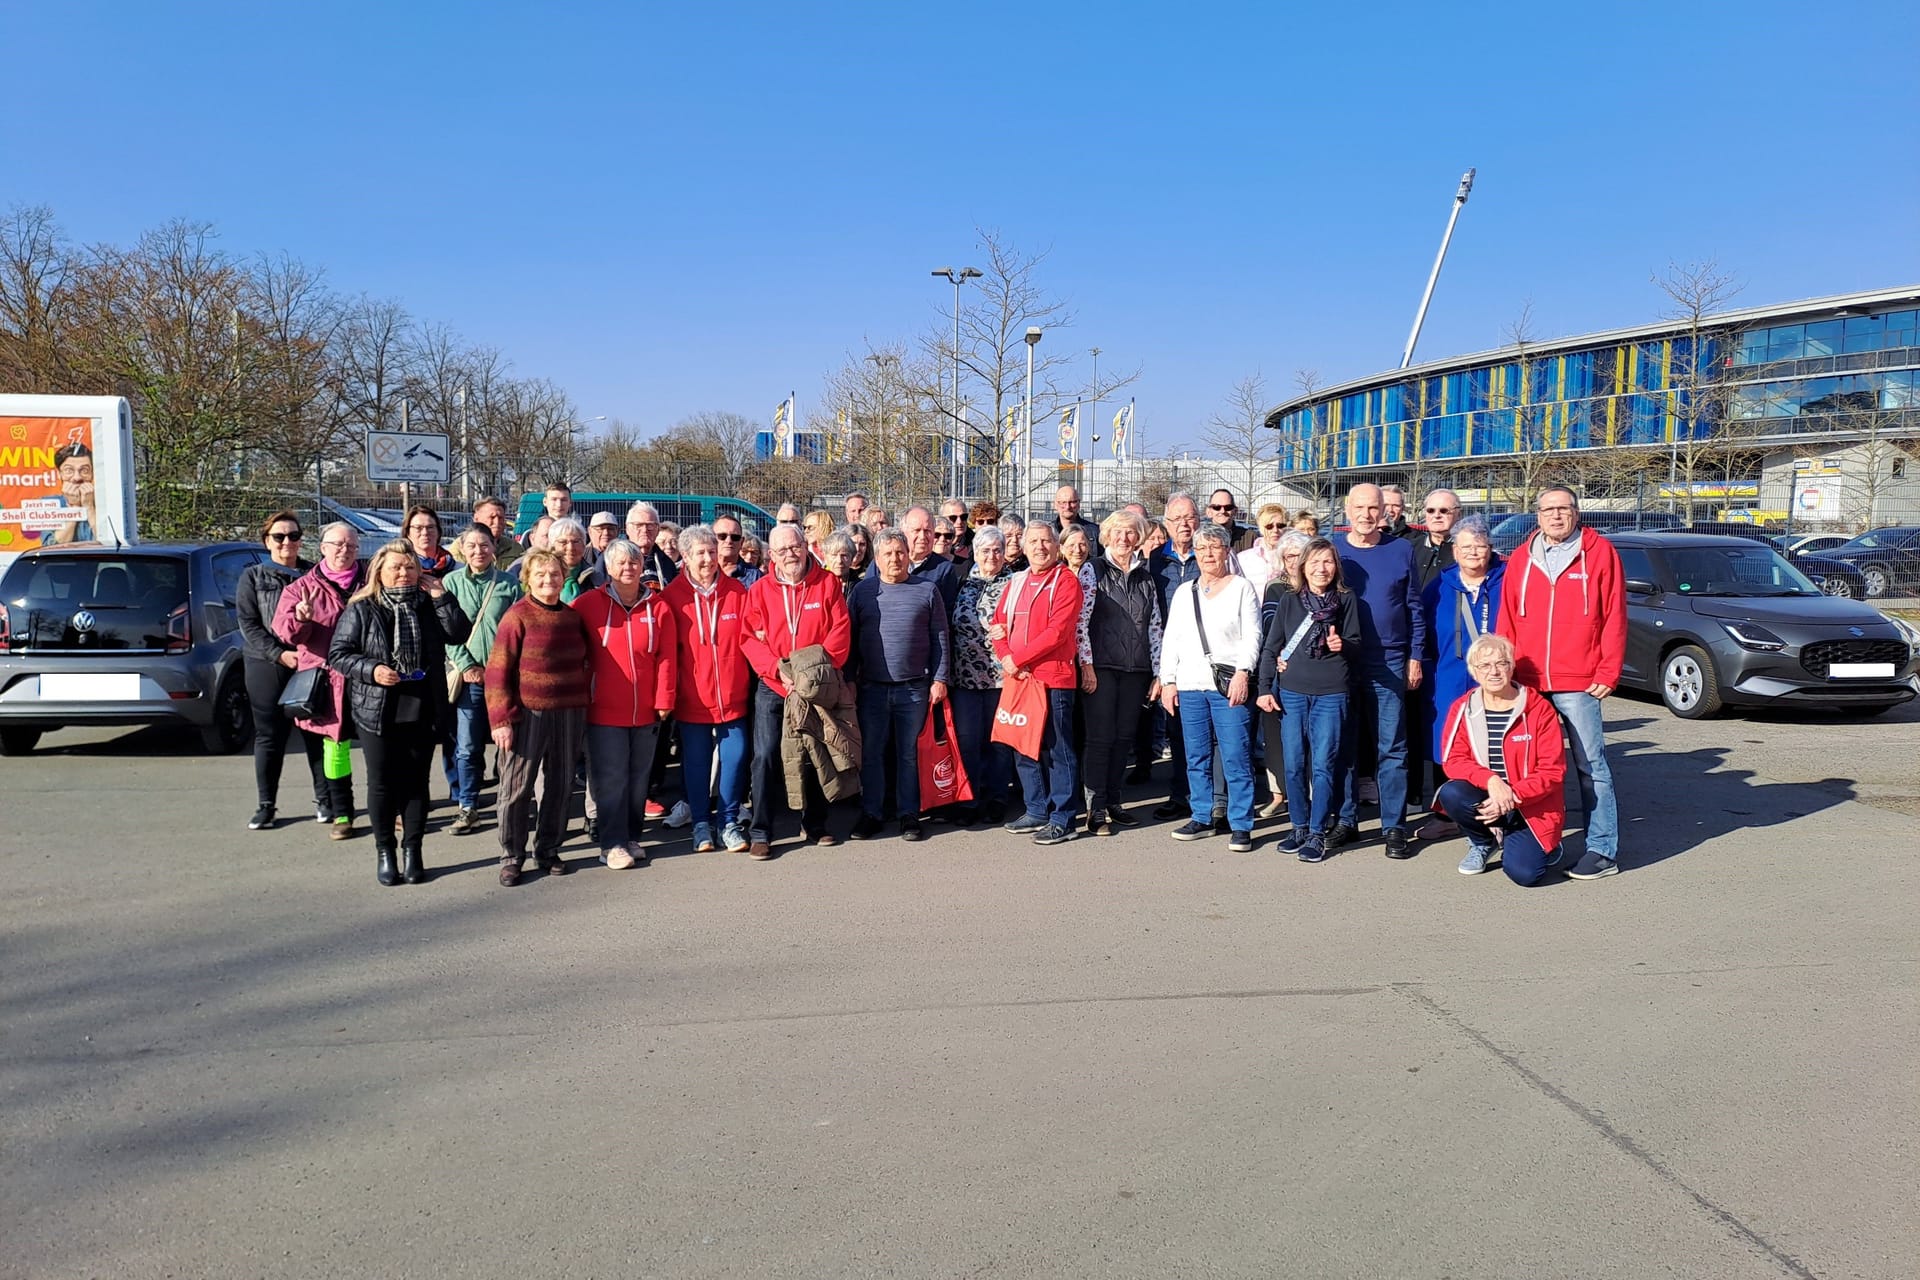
[486,597,592,729]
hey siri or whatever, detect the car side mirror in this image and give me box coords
[1625,578,1657,596]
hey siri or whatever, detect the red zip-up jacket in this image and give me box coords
[990,563,1084,689]
[662,572,752,724]
[570,584,678,727]
[742,563,852,698]
[1497,527,1627,693]
[1437,684,1565,852]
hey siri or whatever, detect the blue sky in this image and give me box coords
[10,1,1918,452]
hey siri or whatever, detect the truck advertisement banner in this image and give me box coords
[0,396,136,573]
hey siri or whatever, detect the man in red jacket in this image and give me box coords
[991,523,1085,845]
[742,523,853,857]
[1498,486,1627,879]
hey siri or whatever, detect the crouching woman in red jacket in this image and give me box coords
[1434,632,1567,885]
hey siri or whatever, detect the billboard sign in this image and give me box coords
[366,430,451,484]
[0,396,136,572]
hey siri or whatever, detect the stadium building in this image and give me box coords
[1264,286,1920,524]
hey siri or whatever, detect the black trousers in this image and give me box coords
[362,718,438,848]
[244,656,327,811]
[748,684,827,842]
[1082,668,1152,814]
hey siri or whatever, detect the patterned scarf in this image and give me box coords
[1300,587,1341,659]
[379,585,423,674]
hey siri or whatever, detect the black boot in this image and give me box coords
[401,840,426,885]
[376,843,400,887]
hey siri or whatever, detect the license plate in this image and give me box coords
[1829,663,1895,679]
[39,673,142,700]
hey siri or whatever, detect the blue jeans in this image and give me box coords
[1340,661,1410,832]
[951,686,1013,810]
[1550,690,1618,860]
[679,718,748,831]
[1178,688,1256,833]
[1279,688,1347,834]
[451,679,488,810]
[1013,685,1080,827]
[857,680,930,820]
[1436,779,1565,886]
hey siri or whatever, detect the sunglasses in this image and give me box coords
[1424,506,1458,515]
[268,532,303,543]
[1208,504,1234,512]
[1261,523,1284,531]
[934,533,955,542]
[715,532,741,542]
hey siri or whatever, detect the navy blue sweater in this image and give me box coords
[1336,536,1427,664]
[849,576,951,685]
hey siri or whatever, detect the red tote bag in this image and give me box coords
[917,700,975,807]
[989,676,1047,759]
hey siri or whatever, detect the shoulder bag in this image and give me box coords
[1189,581,1239,697]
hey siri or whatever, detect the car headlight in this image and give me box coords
[1721,620,1786,652]
[1888,613,1920,657]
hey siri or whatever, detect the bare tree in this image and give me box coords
[1203,372,1274,507]
[0,205,79,390]
[1652,260,1744,521]
[671,409,760,488]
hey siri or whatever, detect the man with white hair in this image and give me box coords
[624,501,679,586]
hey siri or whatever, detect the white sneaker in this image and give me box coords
[662,800,692,828]
[604,845,636,870]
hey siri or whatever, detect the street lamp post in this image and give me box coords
[1088,346,1101,515]
[932,267,982,499]
[1023,327,1042,519]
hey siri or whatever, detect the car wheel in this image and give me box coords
[200,670,253,754]
[0,727,42,756]
[1659,644,1723,719]
[1818,575,1859,600]
[1860,564,1890,598]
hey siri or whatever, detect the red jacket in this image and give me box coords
[1498,527,1627,692]
[570,584,678,727]
[742,564,852,697]
[990,563,1084,689]
[662,572,752,724]
[1438,684,1565,852]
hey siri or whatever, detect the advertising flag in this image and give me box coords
[771,396,792,456]
[1003,405,1021,464]
[1112,399,1133,462]
[1058,405,1079,461]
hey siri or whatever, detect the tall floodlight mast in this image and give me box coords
[1401,168,1476,369]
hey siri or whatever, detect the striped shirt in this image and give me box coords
[1484,707,1513,780]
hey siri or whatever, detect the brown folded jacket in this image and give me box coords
[779,644,863,805]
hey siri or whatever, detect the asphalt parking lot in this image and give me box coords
[5,693,1917,1279]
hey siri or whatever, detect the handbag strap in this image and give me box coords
[1189,580,1219,667]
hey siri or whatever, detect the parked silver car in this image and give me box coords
[0,542,266,754]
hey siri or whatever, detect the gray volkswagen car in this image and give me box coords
[0,542,266,754]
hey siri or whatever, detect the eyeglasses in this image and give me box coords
[1424,506,1459,515]
[1538,505,1576,516]
[321,539,354,549]
[1261,523,1284,531]
[779,518,799,525]
[268,532,303,543]
[407,522,437,532]
[934,533,955,542]
[715,532,741,542]
[1208,504,1234,512]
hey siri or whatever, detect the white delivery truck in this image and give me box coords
[0,395,137,573]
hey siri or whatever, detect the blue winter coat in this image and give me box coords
[1421,558,1506,760]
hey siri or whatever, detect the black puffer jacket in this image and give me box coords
[1088,554,1163,673]
[328,591,471,735]
[237,559,310,663]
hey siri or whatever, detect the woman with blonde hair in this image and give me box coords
[803,509,836,560]
[329,539,472,886]
[1236,502,1291,586]
[486,548,595,884]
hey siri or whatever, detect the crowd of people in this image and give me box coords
[234,477,1627,889]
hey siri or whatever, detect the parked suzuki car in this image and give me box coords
[1490,508,1681,554]
[0,542,266,754]
[1673,524,1867,599]
[1816,526,1920,599]
[1608,533,1919,719]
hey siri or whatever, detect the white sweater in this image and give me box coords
[1159,576,1261,690]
